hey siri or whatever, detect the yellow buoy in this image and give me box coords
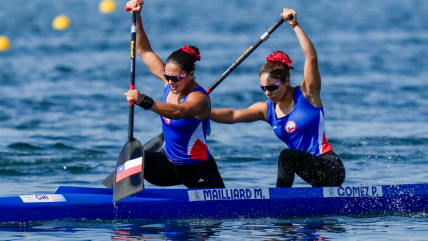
[0,36,10,51]
[52,15,71,30]
[99,0,116,14]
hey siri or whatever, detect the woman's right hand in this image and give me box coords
[125,89,144,105]
[126,0,143,13]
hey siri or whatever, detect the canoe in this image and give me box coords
[1,183,428,222]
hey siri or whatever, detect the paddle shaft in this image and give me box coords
[128,12,137,142]
[206,15,292,94]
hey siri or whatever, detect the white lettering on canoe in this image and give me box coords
[188,188,270,202]
[323,186,383,198]
[19,194,67,203]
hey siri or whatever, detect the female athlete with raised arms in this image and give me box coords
[211,8,345,187]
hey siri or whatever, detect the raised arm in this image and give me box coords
[210,102,268,124]
[126,0,167,84]
[282,8,322,108]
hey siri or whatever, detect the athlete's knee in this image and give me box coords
[279,148,293,159]
[330,161,345,185]
[279,148,295,156]
[324,166,346,187]
[278,149,297,166]
[334,165,346,186]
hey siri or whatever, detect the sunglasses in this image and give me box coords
[260,81,282,92]
[162,71,188,82]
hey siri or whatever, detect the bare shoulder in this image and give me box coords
[186,90,210,105]
[248,101,268,111]
[246,101,268,120]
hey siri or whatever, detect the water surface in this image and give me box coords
[1,0,428,239]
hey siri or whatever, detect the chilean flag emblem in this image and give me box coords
[116,157,143,182]
[285,121,297,133]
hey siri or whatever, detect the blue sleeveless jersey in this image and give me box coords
[161,85,211,165]
[266,86,333,156]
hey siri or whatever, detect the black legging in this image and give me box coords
[277,149,345,187]
[143,151,225,188]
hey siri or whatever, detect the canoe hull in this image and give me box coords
[1,184,428,222]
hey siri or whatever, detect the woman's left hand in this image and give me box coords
[281,8,297,25]
[125,0,143,13]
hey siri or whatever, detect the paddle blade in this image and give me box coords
[112,138,144,202]
[102,133,164,188]
[142,132,164,153]
[102,170,115,188]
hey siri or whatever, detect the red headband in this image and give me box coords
[179,45,201,62]
[266,51,294,70]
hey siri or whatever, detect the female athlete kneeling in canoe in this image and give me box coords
[124,0,225,188]
[211,8,345,187]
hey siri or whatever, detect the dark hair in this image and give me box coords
[259,51,291,82]
[165,45,200,74]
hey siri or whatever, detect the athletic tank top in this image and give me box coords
[266,86,333,156]
[161,85,211,165]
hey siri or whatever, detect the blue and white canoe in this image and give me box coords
[1,184,428,222]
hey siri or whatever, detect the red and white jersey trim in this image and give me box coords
[187,123,208,161]
[318,110,333,155]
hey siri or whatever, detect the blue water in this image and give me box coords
[1,0,428,239]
